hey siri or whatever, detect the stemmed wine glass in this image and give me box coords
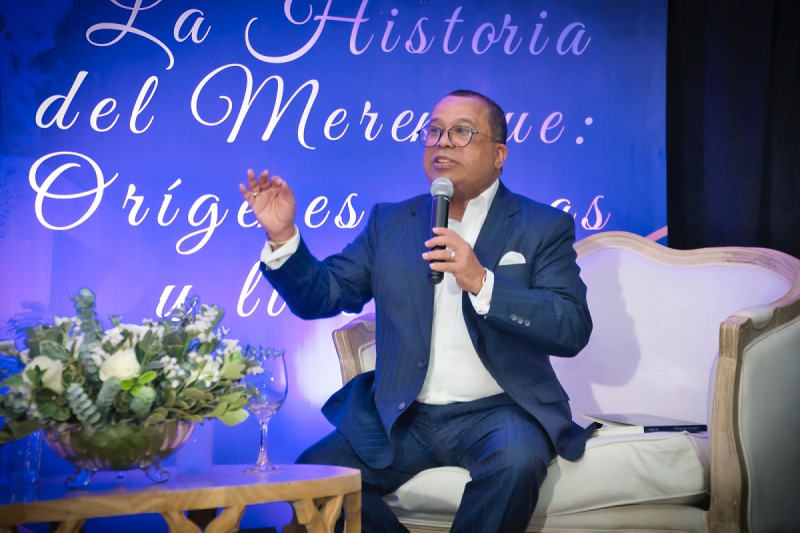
[243,347,288,473]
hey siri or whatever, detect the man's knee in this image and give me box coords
[295,430,353,466]
[473,430,553,488]
[498,446,549,483]
[296,445,328,465]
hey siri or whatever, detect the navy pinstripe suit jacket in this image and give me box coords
[263,181,593,469]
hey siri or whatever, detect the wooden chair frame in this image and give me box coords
[331,232,800,532]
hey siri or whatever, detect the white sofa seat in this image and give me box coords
[330,231,800,533]
[355,339,710,531]
[389,432,709,532]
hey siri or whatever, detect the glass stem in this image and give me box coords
[255,419,271,467]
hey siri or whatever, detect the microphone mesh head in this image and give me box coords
[430,177,454,198]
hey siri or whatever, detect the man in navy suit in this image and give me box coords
[240,90,593,533]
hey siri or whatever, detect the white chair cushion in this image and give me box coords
[385,432,709,517]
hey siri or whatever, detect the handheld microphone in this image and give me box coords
[428,177,454,284]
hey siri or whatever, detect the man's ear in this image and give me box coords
[494,143,509,170]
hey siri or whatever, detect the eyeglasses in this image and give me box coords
[416,125,503,148]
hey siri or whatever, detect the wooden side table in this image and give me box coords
[0,464,361,533]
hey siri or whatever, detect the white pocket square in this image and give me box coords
[499,251,526,266]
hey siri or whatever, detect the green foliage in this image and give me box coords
[66,383,102,426]
[0,289,262,444]
[95,377,121,417]
[130,385,156,417]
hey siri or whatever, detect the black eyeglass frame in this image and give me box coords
[416,125,504,147]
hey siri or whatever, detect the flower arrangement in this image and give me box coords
[0,289,262,445]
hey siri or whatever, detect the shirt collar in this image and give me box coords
[462,179,500,223]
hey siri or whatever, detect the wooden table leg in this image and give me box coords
[343,490,361,533]
[205,506,245,533]
[281,510,307,533]
[162,511,203,533]
[291,494,344,533]
[163,507,244,533]
[52,520,86,533]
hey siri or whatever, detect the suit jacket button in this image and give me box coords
[510,313,518,321]
[398,402,407,410]
[418,359,427,368]
[524,319,531,327]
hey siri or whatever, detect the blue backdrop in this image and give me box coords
[0,1,665,529]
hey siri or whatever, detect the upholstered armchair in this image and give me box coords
[331,231,800,533]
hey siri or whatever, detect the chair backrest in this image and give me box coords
[553,231,794,425]
[330,231,800,532]
[332,313,376,385]
[331,231,797,427]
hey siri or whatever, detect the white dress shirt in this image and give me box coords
[260,180,502,405]
[416,179,501,404]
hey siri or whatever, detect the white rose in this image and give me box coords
[99,348,141,381]
[26,356,65,394]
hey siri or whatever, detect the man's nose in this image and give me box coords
[437,129,455,148]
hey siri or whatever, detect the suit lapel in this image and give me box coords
[405,196,435,355]
[398,183,520,356]
[473,181,520,269]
